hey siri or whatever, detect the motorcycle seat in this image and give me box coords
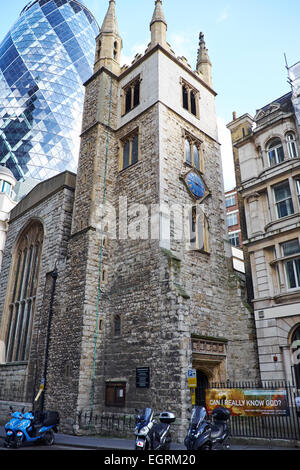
[33,410,44,425]
[152,423,169,439]
[210,422,226,440]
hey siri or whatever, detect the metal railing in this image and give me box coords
[196,381,300,441]
[77,410,135,437]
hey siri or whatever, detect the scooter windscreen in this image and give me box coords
[140,407,153,424]
[190,406,207,426]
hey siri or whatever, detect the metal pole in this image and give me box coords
[40,264,58,412]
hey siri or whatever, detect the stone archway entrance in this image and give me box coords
[195,370,209,406]
[192,336,227,381]
[191,336,228,407]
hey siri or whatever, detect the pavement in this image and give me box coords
[0,426,299,451]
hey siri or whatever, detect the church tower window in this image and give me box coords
[119,130,139,170]
[190,90,197,116]
[5,221,43,363]
[184,134,203,173]
[189,206,209,252]
[185,138,191,165]
[113,314,121,337]
[123,76,141,115]
[181,79,199,118]
[182,86,189,110]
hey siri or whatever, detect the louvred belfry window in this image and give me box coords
[181,78,200,118]
[123,76,141,115]
[5,221,43,363]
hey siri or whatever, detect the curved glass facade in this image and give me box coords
[0,0,99,197]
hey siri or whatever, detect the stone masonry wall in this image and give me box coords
[159,103,259,383]
[0,174,75,413]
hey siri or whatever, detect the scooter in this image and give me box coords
[4,408,60,448]
[184,406,231,450]
[4,406,24,448]
[134,407,176,450]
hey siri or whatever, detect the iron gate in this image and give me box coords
[195,381,300,441]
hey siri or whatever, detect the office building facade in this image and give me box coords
[228,91,300,387]
[0,0,99,198]
[0,166,16,271]
[225,188,242,247]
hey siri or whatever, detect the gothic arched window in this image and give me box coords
[123,76,141,115]
[181,79,199,118]
[119,129,139,171]
[5,221,43,363]
[189,206,209,252]
[185,136,203,172]
[113,315,121,337]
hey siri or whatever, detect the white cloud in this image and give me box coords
[121,43,148,66]
[169,32,194,65]
[216,5,230,24]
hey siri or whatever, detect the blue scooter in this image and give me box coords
[4,407,24,448]
[4,407,60,448]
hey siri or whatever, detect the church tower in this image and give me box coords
[94,0,122,75]
[46,0,258,438]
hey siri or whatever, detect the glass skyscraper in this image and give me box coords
[0,0,99,198]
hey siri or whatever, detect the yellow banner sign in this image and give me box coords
[206,388,289,417]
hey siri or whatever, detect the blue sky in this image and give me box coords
[1,0,299,189]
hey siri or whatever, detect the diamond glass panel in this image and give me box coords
[0,0,99,198]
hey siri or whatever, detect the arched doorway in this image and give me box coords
[196,370,209,407]
[291,326,300,389]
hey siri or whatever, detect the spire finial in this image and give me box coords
[197,32,211,66]
[150,0,167,47]
[100,0,119,35]
[150,0,167,28]
[196,32,212,87]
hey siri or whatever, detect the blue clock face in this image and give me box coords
[186,172,206,198]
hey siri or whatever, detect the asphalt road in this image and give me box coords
[0,436,90,451]
[2,444,90,450]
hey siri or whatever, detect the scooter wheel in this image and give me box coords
[14,438,22,449]
[199,444,211,450]
[43,430,54,446]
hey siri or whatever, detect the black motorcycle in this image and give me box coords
[134,407,176,450]
[184,406,231,450]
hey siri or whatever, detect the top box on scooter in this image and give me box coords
[34,410,60,427]
[159,412,176,424]
[211,407,231,421]
[42,411,60,426]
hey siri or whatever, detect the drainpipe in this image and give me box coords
[39,263,58,412]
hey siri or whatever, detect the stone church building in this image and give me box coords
[0,1,259,436]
